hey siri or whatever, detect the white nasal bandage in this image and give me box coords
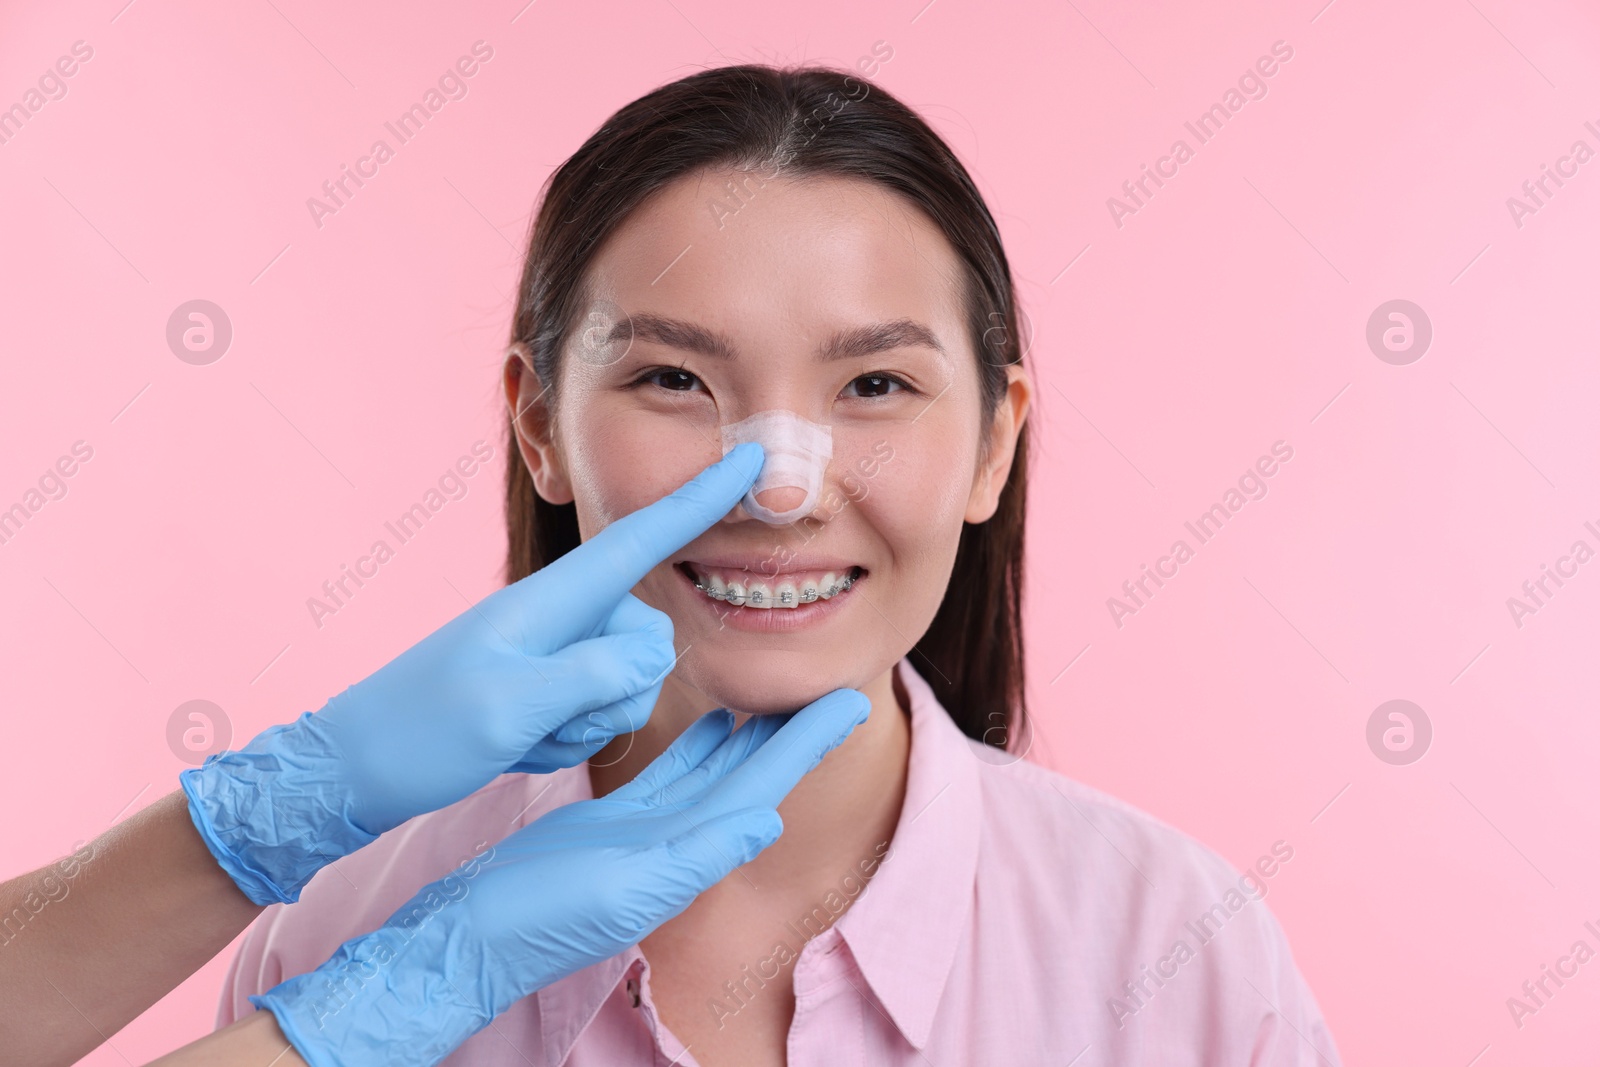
[720,409,833,524]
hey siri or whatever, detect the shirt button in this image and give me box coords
[625,977,641,1008]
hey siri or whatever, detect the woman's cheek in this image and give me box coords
[565,407,722,532]
[832,424,968,532]
[827,426,899,509]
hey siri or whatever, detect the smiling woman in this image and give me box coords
[217,63,1342,1066]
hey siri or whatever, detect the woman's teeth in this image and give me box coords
[688,565,862,609]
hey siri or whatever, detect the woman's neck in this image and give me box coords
[587,665,913,895]
[588,666,911,1060]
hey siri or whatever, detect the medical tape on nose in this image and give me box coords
[720,409,833,524]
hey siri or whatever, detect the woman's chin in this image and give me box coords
[703,680,838,717]
[677,657,878,717]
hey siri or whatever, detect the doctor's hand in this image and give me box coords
[251,688,871,1067]
[180,442,766,907]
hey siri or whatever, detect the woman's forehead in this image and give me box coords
[586,170,970,335]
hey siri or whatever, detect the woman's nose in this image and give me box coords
[720,486,814,525]
[752,486,807,514]
[717,409,834,525]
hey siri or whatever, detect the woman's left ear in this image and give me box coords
[965,364,1032,523]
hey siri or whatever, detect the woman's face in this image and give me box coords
[511,168,1028,714]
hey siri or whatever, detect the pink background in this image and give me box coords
[4,0,1599,1062]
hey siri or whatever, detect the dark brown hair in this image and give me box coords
[503,63,1030,751]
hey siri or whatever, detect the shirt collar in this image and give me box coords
[535,944,636,1065]
[533,656,983,1062]
[834,656,982,1051]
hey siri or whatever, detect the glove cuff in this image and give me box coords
[180,712,377,906]
[250,892,491,1066]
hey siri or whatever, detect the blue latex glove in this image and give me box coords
[180,442,766,906]
[252,688,871,1067]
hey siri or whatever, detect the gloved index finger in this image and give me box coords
[531,442,764,635]
[693,689,870,818]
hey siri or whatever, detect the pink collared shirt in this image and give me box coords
[219,659,1342,1066]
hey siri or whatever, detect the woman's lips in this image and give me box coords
[674,562,866,632]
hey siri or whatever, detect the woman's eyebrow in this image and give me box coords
[819,319,947,362]
[618,312,946,361]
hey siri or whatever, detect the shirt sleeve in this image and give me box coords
[214,905,290,1029]
[1243,903,1342,1067]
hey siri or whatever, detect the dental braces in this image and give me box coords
[692,569,858,607]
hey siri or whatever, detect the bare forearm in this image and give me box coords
[0,789,264,1066]
[145,1009,307,1067]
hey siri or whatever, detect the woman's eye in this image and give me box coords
[639,368,703,392]
[842,374,906,399]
